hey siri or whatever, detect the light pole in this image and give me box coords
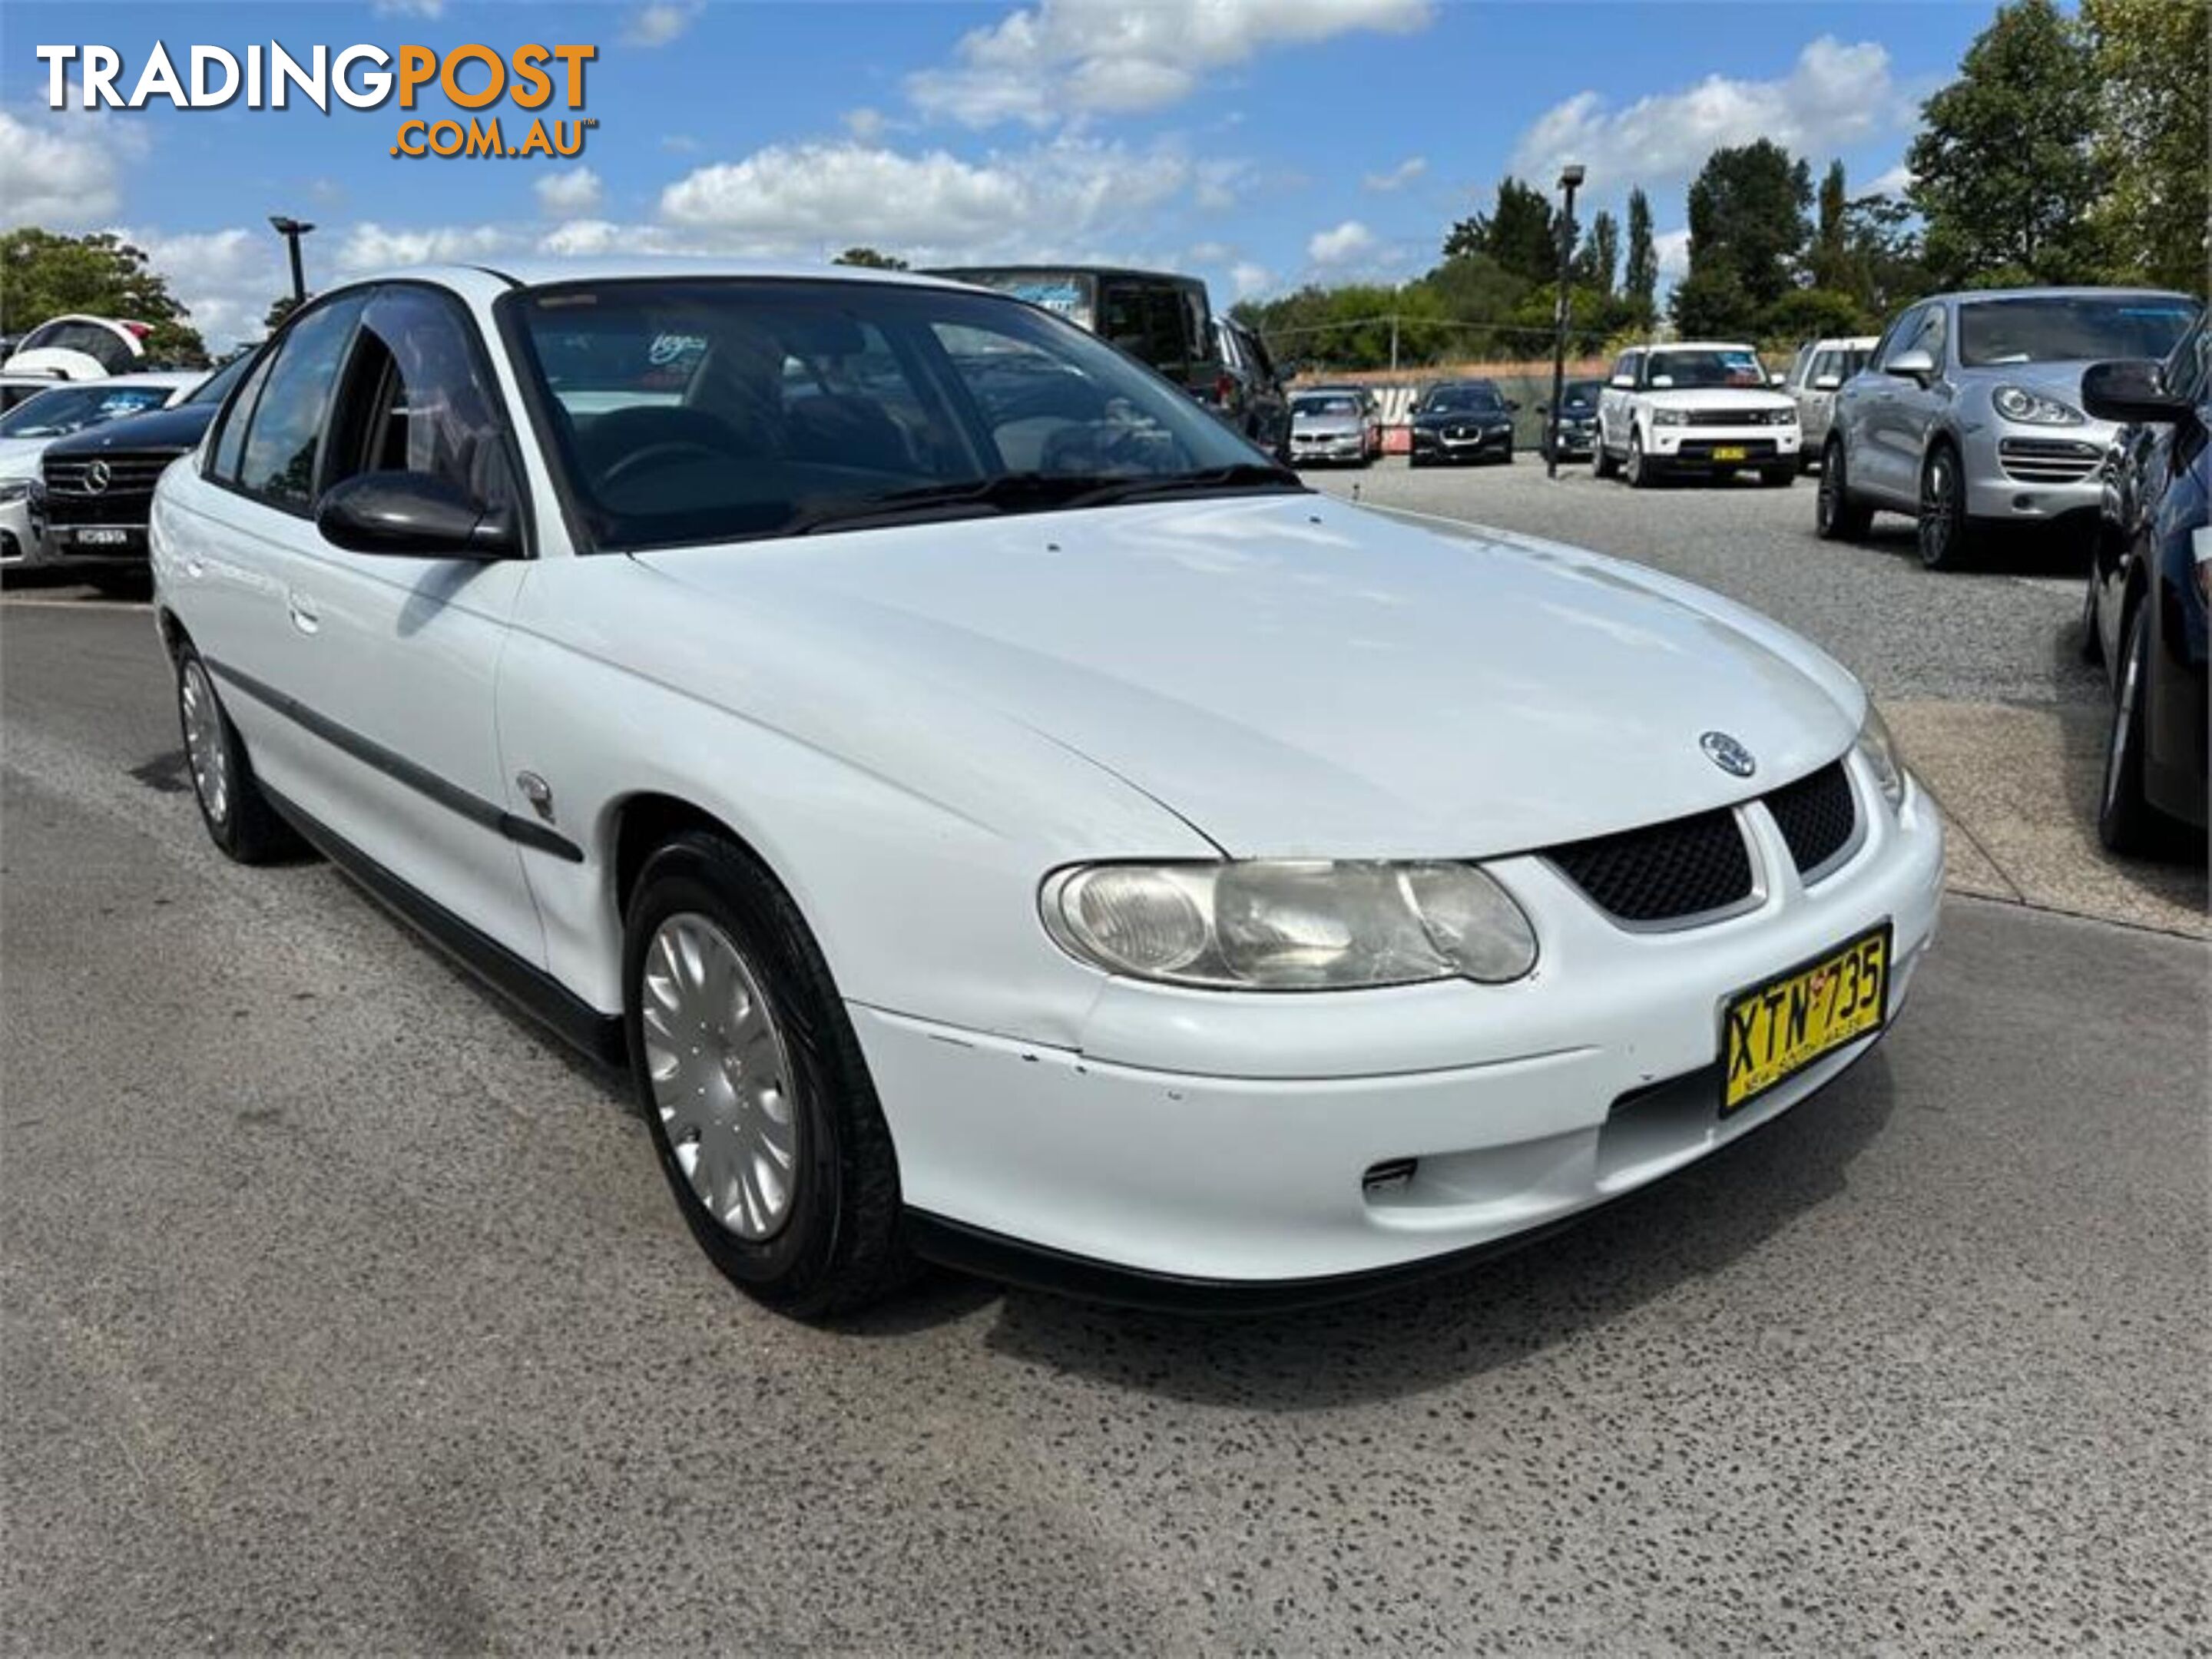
[1545,163,1584,480]
[268,216,316,306]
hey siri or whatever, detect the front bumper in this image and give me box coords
[1291,432,1368,464]
[857,757,1945,1292]
[1962,424,2111,523]
[1647,426,1801,469]
[0,497,38,567]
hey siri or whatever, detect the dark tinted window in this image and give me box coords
[209,352,277,485]
[16,319,139,373]
[1098,280,1204,376]
[181,352,256,407]
[1422,383,1502,412]
[325,286,515,509]
[506,278,1270,551]
[235,294,367,511]
[1646,348,1767,389]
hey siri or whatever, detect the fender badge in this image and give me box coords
[515,771,555,823]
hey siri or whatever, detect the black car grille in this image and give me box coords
[1548,809,1755,926]
[1687,409,1773,428]
[40,452,167,526]
[1998,437,2101,485]
[1764,761,1859,880]
[1545,759,1862,926]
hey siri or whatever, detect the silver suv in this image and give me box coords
[1816,287,2200,569]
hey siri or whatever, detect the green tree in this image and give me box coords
[1575,209,1620,299]
[1674,140,1812,336]
[1843,193,1931,320]
[263,294,303,333]
[1623,187,1659,332]
[833,247,908,270]
[1809,160,1855,292]
[2083,0,2210,291]
[1761,287,1873,350]
[1443,177,1560,286]
[1908,0,2104,286]
[0,228,207,364]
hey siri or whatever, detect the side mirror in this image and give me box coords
[1650,374,1674,389]
[1535,402,1550,414]
[1813,373,1842,392]
[2081,358,2190,426]
[316,471,518,560]
[1505,399,1521,412]
[1609,375,1634,389]
[1770,371,1788,387]
[1886,347,1936,384]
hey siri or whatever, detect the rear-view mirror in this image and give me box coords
[316,472,519,561]
[1813,373,1841,392]
[2081,358,2192,426]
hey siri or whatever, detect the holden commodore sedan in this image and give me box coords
[151,261,1944,1316]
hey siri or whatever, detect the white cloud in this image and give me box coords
[538,219,637,259]
[1865,161,1914,198]
[1307,219,1377,267]
[1188,240,1233,264]
[122,225,287,353]
[372,0,444,15]
[333,222,518,273]
[1512,37,1909,193]
[0,109,125,228]
[534,165,604,218]
[661,134,700,154]
[908,0,1433,127]
[658,137,1191,263]
[1230,260,1273,300]
[623,1,704,48]
[1363,155,1427,192]
[843,107,888,141]
[1653,227,1693,280]
[1193,157,1250,211]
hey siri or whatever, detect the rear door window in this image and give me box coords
[233,293,369,512]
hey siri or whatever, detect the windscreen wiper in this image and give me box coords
[1057,461,1306,508]
[787,472,1126,535]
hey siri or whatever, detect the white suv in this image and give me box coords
[1592,343,1800,488]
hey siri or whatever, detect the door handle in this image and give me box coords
[286,591,320,634]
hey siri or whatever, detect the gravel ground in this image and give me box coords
[1303,457,2101,707]
[2,592,2207,1654]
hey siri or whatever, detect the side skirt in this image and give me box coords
[262,783,628,1071]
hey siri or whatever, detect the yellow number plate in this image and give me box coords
[1721,923,1889,1114]
[1711,444,1749,462]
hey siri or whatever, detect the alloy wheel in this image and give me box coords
[179,658,231,828]
[640,912,802,1241]
[1919,450,1959,567]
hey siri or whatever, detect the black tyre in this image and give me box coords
[1916,442,1977,571]
[1625,429,1658,488]
[1815,437,1873,541]
[1760,465,1795,488]
[624,830,911,1317]
[1591,432,1619,480]
[2079,568,2105,665]
[174,644,301,864]
[2098,598,2183,856]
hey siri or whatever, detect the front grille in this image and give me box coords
[40,488,155,528]
[43,454,171,496]
[1998,437,2101,485]
[1764,761,1859,880]
[1547,808,1755,926]
[1686,409,1773,428]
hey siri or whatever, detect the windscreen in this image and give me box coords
[1294,395,1362,417]
[506,277,1283,551]
[1648,348,1767,389]
[937,270,1096,332]
[1422,385,1502,412]
[0,383,170,439]
[1957,296,2199,367]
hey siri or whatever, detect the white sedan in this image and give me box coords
[151,261,1944,1315]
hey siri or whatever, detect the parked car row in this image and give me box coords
[0,369,213,579]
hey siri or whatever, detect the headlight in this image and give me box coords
[0,479,28,505]
[1652,409,1688,427]
[1855,707,1908,811]
[1992,384,2084,426]
[1763,409,1799,426]
[1042,860,1538,990]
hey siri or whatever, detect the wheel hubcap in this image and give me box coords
[641,913,800,1240]
[180,660,230,826]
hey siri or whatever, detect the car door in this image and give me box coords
[1856,307,1927,504]
[264,283,546,961]
[1868,304,1949,505]
[1598,351,1638,452]
[178,291,372,791]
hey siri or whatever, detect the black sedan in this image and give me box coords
[2080,316,2208,856]
[1408,380,1515,467]
[1538,377,1604,462]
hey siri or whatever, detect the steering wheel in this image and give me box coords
[599,439,730,490]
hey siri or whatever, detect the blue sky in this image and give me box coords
[4,1,1998,349]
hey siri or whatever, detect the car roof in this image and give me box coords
[1931,286,2197,306]
[1643,340,1761,353]
[330,258,979,297]
[1810,337,1879,349]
